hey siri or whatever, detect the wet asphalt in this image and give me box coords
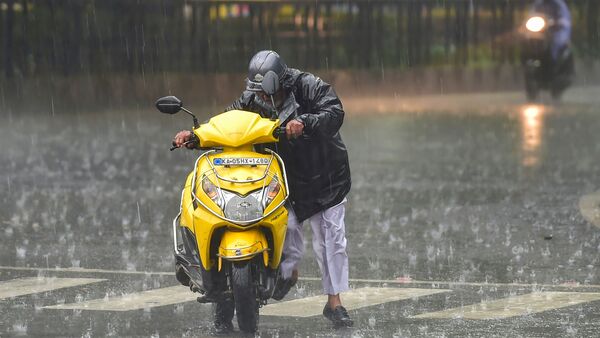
[1,88,600,337]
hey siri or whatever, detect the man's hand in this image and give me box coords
[286,119,304,139]
[173,130,196,149]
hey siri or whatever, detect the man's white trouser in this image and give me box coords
[279,199,349,295]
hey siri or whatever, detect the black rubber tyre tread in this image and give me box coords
[231,262,259,333]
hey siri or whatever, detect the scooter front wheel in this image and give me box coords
[231,261,259,332]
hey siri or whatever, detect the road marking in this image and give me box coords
[580,191,600,228]
[261,287,449,318]
[43,285,197,311]
[3,266,600,290]
[0,266,172,276]
[413,291,600,320]
[0,277,106,300]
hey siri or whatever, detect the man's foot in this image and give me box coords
[272,270,298,300]
[213,320,233,334]
[323,304,353,327]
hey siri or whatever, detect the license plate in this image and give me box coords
[213,158,270,166]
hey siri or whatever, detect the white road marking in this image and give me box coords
[42,285,197,311]
[580,191,600,228]
[261,287,449,318]
[0,266,172,276]
[0,277,106,300]
[7,276,600,320]
[2,266,599,290]
[413,291,600,320]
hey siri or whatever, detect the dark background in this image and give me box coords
[0,0,599,113]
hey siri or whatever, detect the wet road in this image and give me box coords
[1,89,600,337]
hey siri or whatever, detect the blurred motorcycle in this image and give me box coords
[155,91,289,332]
[521,14,574,102]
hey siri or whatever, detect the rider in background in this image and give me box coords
[531,0,571,62]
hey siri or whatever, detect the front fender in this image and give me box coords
[217,228,269,271]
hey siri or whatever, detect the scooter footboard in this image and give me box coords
[217,228,269,271]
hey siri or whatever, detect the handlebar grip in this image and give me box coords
[170,139,197,151]
[273,126,287,138]
[273,126,310,140]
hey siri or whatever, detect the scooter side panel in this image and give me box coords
[260,208,288,268]
[179,174,196,230]
[181,173,227,271]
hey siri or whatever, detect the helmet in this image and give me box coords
[246,50,287,93]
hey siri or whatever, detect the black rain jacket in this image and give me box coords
[225,68,351,222]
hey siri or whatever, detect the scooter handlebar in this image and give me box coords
[172,125,300,149]
[273,126,287,138]
[273,126,309,140]
[170,139,196,151]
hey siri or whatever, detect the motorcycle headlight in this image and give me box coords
[263,176,281,208]
[199,174,281,224]
[201,176,223,208]
[224,191,263,222]
[526,16,545,32]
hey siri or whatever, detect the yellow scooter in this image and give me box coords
[155,94,288,332]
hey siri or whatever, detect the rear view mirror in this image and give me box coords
[155,96,182,114]
[261,71,280,96]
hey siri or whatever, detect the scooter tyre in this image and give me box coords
[232,261,259,333]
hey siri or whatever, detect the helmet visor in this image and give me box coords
[246,79,264,92]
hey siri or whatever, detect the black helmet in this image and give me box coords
[246,50,287,93]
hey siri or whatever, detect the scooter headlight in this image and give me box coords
[199,174,282,224]
[202,176,223,208]
[526,16,545,33]
[263,176,281,208]
[224,192,263,222]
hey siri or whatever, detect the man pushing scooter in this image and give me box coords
[173,50,354,332]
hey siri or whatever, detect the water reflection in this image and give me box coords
[520,104,545,168]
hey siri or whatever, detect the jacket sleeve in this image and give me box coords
[295,73,344,138]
